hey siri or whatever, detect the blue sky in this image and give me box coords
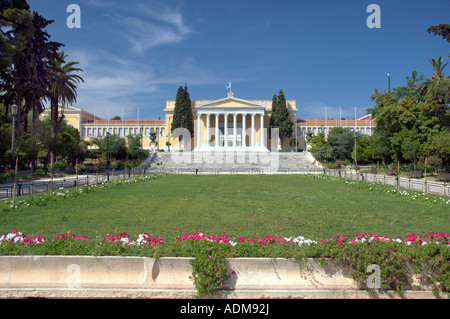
[28,0,449,121]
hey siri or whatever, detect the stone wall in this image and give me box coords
[0,256,446,299]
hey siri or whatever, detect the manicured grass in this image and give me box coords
[1,174,448,241]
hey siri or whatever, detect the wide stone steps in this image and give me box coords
[149,151,316,173]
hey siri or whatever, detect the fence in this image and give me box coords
[323,169,450,197]
[0,168,148,200]
[2,167,449,200]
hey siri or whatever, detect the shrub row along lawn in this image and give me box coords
[0,173,448,241]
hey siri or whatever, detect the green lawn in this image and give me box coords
[1,174,448,241]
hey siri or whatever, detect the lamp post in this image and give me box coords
[106,132,111,169]
[354,131,357,168]
[387,72,390,93]
[10,104,18,169]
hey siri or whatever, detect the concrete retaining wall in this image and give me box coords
[0,256,446,299]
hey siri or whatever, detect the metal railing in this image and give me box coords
[323,169,450,197]
[0,167,151,200]
[2,166,448,200]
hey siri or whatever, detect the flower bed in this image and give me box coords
[0,230,448,298]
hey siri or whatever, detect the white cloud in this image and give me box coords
[88,0,191,54]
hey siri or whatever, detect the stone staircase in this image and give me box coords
[149,151,317,174]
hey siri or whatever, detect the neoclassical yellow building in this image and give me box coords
[42,92,375,151]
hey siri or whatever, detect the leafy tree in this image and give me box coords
[309,132,326,155]
[400,128,422,171]
[394,70,425,100]
[313,144,335,163]
[328,128,355,161]
[0,0,33,72]
[424,129,450,171]
[15,131,40,170]
[370,132,391,167]
[427,24,450,43]
[126,134,147,162]
[0,8,62,135]
[352,134,374,164]
[369,62,450,171]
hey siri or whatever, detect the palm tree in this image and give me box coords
[44,51,83,171]
[48,51,84,135]
[414,57,449,103]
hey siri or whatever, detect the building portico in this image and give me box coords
[195,98,267,151]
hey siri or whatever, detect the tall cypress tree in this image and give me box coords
[273,89,293,147]
[171,84,194,141]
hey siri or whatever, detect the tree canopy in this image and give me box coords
[171,84,194,140]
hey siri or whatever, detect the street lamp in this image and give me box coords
[106,132,111,169]
[387,72,391,93]
[354,131,357,168]
[10,104,18,169]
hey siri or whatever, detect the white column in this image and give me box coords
[206,113,210,147]
[224,113,228,148]
[251,113,255,148]
[215,114,219,148]
[242,114,246,148]
[260,113,264,148]
[197,113,201,148]
[233,113,237,148]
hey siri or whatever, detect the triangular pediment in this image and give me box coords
[196,96,266,109]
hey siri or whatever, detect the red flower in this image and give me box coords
[97,158,101,162]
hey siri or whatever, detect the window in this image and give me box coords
[161,128,165,137]
[151,127,155,133]
[135,128,138,135]
[361,128,365,134]
[87,128,92,136]
[145,128,149,136]
[103,128,107,136]
[124,128,128,136]
[82,128,86,137]
[302,128,306,136]
[98,128,102,136]
[119,128,123,137]
[313,128,317,135]
[113,128,117,135]
[156,127,160,136]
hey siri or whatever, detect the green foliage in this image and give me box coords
[368,61,450,171]
[427,24,450,43]
[270,90,294,145]
[187,241,230,298]
[171,84,194,138]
